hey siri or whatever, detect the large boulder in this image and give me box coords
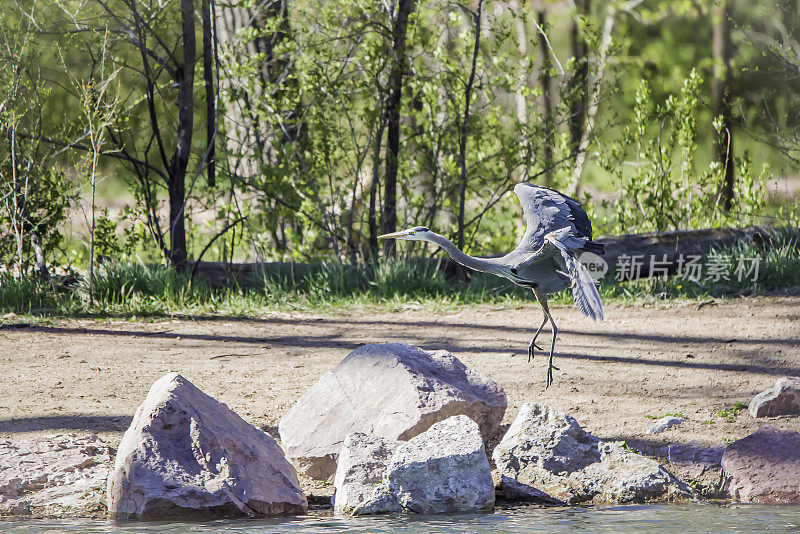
[279,343,506,480]
[332,416,495,515]
[749,377,800,418]
[107,373,307,519]
[721,426,800,503]
[0,434,112,517]
[386,415,495,514]
[333,433,401,515]
[493,404,692,504]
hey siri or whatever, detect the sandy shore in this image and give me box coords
[1,296,798,495]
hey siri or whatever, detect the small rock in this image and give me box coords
[721,426,800,503]
[749,377,800,418]
[0,434,112,517]
[647,416,684,435]
[279,343,506,480]
[107,373,307,519]
[386,415,495,514]
[493,403,692,504]
[333,433,401,515]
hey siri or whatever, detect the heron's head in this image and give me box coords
[377,226,433,241]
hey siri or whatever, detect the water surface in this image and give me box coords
[4,504,800,534]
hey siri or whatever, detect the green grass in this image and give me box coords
[717,402,748,423]
[1,226,798,318]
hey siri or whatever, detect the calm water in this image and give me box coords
[3,505,800,534]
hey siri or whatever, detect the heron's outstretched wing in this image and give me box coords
[513,183,596,253]
[514,227,604,321]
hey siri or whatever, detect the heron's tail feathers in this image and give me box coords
[545,229,604,321]
[566,253,604,321]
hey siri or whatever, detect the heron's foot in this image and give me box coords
[545,364,560,388]
[545,357,560,388]
[527,340,543,363]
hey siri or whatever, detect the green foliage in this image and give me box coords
[93,209,123,261]
[598,70,767,234]
[616,441,641,455]
[0,0,798,287]
[221,0,590,261]
[0,19,74,274]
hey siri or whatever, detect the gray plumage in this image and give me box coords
[378,183,605,386]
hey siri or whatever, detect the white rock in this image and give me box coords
[333,433,401,515]
[493,403,692,504]
[107,373,307,519]
[749,377,800,418]
[0,434,112,517]
[386,415,494,514]
[279,343,506,480]
[647,416,684,435]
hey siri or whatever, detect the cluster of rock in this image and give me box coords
[276,343,694,514]
[277,343,506,481]
[4,343,799,520]
[279,343,505,514]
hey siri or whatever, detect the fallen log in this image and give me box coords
[591,226,770,281]
[188,226,773,287]
[186,260,314,288]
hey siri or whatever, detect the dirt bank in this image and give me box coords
[1,297,798,495]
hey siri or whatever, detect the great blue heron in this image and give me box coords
[378,183,604,387]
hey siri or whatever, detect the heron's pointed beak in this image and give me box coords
[377,231,407,240]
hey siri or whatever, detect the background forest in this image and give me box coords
[0,0,799,307]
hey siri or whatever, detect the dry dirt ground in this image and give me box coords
[1,296,799,494]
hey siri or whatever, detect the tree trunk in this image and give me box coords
[538,9,554,187]
[567,0,589,161]
[382,0,416,257]
[456,0,484,250]
[369,114,386,262]
[566,6,615,197]
[713,0,734,211]
[169,0,196,268]
[202,0,216,188]
[29,231,50,281]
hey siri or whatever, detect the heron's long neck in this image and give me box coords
[428,233,502,275]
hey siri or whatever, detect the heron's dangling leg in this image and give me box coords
[533,288,559,387]
[528,312,547,363]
